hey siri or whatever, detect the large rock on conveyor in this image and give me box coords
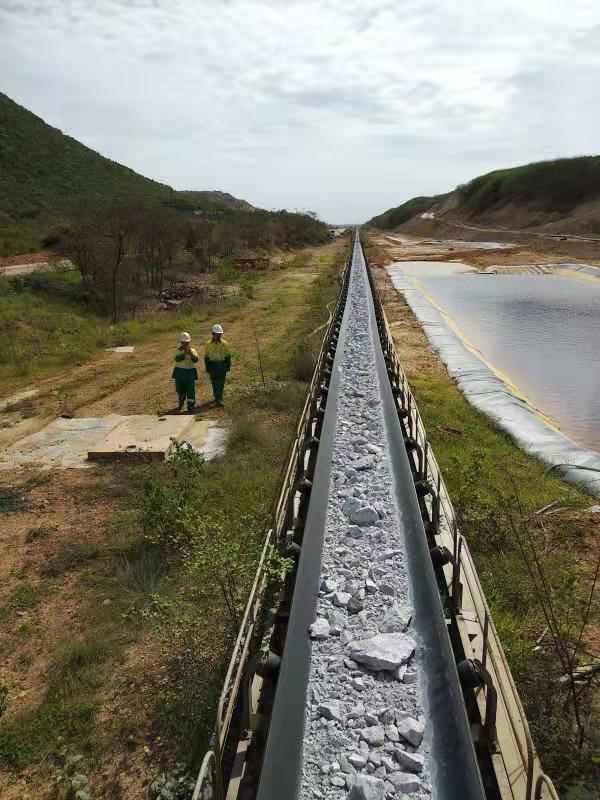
[346,775,386,800]
[348,632,416,672]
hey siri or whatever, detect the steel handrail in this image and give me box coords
[535,774,560,800]
[192,750,216,800]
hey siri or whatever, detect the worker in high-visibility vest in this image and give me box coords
[172,331,199,413]
[204,324,231,407]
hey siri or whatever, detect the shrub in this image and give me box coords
[288,337,315,381]
[140,441,205,551]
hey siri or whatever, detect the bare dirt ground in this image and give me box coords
[368,226,600,272]
[391,215,600,266]
[0,252,72,277]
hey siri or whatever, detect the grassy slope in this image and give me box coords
[457,156,600,215]
[0,92,179,220]
[0,240,347,798]
[368,156,600,232]
[365,194,447,229]
[368,247,599,796]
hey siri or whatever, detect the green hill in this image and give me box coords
[367,156,600,231]
[456,156,600,214]
[366,194,448,229]
[0,91,180,221]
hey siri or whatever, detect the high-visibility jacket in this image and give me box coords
[204,339,231,372]
[172,347,199,380]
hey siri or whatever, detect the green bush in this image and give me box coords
[140,442,205,551]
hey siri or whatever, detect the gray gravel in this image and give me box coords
[300,242,432,800]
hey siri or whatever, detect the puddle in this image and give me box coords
[187,421,228,459]
[418,239,514,250]
[387,262,600,494]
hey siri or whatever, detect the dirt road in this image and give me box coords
[439,217,600,244]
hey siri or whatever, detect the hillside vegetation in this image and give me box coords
[367,156,600,232]
[179,190,256,212]
[0,92,251,255]
[457,156,600,214]
[366,194,448,229]
[0,91,179,221]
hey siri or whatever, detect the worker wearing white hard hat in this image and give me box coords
[204,323,231,407]
[171,331,199,413]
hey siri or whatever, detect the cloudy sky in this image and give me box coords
[1,1,599,222]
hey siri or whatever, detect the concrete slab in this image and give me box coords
[87,415,196,462]
[0,415,123,470]
[105,346,135,353]
[0,414,227,470]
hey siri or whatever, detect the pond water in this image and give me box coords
[392,261,600,452]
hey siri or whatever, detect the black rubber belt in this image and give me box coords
[256,236,485,800]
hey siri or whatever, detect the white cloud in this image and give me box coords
[0,0,599,220]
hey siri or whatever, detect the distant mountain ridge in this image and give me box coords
[366,156,600,236]
[179,190,256,212]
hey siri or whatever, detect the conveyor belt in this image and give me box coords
[256,234,485,800]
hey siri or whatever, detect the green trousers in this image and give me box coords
[174,371,196,411]
[207,362,228,404]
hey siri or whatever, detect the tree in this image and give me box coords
[61,202,138,322]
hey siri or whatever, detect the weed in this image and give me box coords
[104,510,139,535]
[262,382,306,412]
[0,582,50,624]
[17,652,34,669]
[116,547,167,605]
[240,279,255,299]
[41,541,101,577]
[148,765,195,800]
[227,418,261,452]
[54,752,92,800]
[288,337,315,381]
[152,626,228,764]
[0,681,7,719]
[0,484,27,514]
[49,635,108,690]
[140,442,205,551]
[26,523,57,542]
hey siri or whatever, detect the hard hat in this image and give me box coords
[212,324,223,334]
[180,331,191,342]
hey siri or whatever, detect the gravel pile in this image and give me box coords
[300,242,432,800]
